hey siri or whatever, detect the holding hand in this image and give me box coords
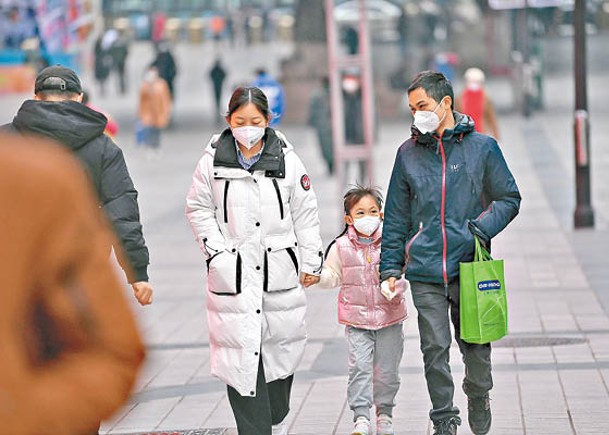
[132,281,154,306]
[300,272,320,288]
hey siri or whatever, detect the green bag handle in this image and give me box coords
[474,236,493,262]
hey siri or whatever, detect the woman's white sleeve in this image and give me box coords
[318,243,342,288]
[185,157,225,259]
[289,153,324,275]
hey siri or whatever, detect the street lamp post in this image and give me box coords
[573,0,594,228]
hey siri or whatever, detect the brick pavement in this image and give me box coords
[0,33,607,435]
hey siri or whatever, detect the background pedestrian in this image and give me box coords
[137,65,172,156]
[209,57,227,123]
[152,40,178,101]
[251,68,285,126]
[307,76,333,175]
[455,67,500,141]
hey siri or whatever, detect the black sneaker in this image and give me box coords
[432,418,458,435]
[468,394,492,435]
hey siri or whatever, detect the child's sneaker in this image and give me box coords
[376,414,395,435]
[351,416,370,435]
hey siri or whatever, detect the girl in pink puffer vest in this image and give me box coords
[316,185,408,435]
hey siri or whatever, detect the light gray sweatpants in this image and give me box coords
[346,322,405,421]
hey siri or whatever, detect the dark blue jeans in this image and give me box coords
[411,281,493,424]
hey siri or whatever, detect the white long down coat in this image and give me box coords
[186,128,323,397]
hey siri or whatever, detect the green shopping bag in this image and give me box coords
[459,237,508,344]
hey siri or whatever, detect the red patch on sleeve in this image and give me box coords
[300,174,311,191]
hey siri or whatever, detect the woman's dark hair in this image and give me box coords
[343,184,384,215]
[227,86,271,119]
[407,70,454,109]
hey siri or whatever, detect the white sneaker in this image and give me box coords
[377,414,395,435]
[271,419,288,435]
[352,416,370,435]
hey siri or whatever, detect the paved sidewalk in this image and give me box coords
[94,36,609,435]
[0,35,607,435]
[96,89,608,434]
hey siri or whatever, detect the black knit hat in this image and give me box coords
[34,65,82,94]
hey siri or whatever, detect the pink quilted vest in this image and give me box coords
[335,226,407,330]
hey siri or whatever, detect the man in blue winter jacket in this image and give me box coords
[380,71,521,435]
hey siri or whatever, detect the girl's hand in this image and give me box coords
[300,272,320,288]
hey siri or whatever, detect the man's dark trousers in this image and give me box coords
[411,281,493,424]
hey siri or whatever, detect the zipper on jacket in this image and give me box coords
[223,180,230,223]
[476,201,495,221]
[439,139,449,287]
[272,178,285,220]
[404,221,423,272]
[286,247,299,275]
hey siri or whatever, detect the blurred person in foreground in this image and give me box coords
[455,67,500,141]
[0,134,145,434]
[380,71,520,435]
[1,65,154,307]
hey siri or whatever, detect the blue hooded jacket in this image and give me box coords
[252,72,285,127]
[380,112,521,285]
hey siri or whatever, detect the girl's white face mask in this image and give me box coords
[413,99,447,134]
[232,126,265,149]
[353,215,381,236]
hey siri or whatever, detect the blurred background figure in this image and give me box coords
[342,25,359,55]
[209,57,227,123]
[342,69,365,183]
[308,76,333,175]
[456,67,500,141]
[3,6,35,49]
[0,134,145,434]
[251,67,285,126]
[151,40,178,101]
[110,29,130,95]
[151,12,167,46]
[82,90,119,139]
[138,65,172,156]
[94,30,115,97]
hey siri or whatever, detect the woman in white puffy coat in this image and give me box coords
[186,87,323,435]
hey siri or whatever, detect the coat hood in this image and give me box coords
[411,111,475,151]
[12,100,107,151]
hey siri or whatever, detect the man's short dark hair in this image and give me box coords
[407,70,454,109]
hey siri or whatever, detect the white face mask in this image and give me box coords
[353,215,381,236]
[232,126,265,149]
[413,99,446,134]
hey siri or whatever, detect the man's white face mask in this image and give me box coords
[412,98,447,134]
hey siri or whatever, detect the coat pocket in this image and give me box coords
[264,239,300,292]
[207,250,242,295]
